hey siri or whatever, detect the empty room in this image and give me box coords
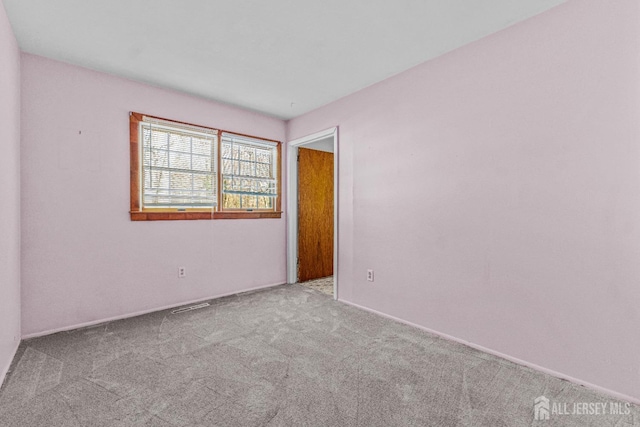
[1,0,639,425]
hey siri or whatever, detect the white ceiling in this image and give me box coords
[4,0,565,119]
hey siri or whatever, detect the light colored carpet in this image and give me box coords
[299,276,333,296]
[1,284,638,426]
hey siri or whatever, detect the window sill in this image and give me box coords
[130,211,282,221]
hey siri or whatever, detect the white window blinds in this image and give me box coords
[141,116,217,209]
[221,132,277,210]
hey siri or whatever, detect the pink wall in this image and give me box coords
[288,0,640,401]
[20,54,287,336]
[0,0,21,382]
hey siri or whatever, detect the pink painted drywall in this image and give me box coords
[20,54,287,336]
[0,0,21,382]
[288,0,640,401]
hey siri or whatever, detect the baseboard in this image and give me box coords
[339,298,640,406]
[22,282,286,339]
[0,340,20,389]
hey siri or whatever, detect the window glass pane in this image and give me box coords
[146,129,167,150]
[257,196,273,209]
[222,158,233,175]
[169,151,191,170]
[144,149,169,168]
[223,193,241,209]
[148,169,169,189]
[169,133,190,153]
[239,160,253,176]
[221,142,231,159]
[193,174,212,191]
[256,149,270,163]
[192,155,210,172]
[256,163,270,178]
[192,137,211,156]
[241,195,257,209]
[169,172,191,190]
[239,146,255,161]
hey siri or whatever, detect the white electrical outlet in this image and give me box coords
[178,267,186,278]
[367,269,374,282]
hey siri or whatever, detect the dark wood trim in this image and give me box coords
[214,211,282,220]
[130,211,214,221]
[136,112,280,144]
[137,113,219,135]
[130,211,282,221]
[275,142,282,213]
[129,112,142,214]
[216,129,223,214]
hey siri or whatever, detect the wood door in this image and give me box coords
[298,147,334,282]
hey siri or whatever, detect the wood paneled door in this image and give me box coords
[297,147,334,282]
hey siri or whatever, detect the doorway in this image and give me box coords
[287,128,338,299]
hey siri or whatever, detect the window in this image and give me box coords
[130,112,281,220]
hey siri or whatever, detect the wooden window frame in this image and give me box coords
[130,112,282,221]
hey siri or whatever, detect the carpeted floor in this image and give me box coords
[1,284,638,426]
[298,276,333,296]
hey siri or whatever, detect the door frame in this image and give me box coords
[286,127,338,299]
